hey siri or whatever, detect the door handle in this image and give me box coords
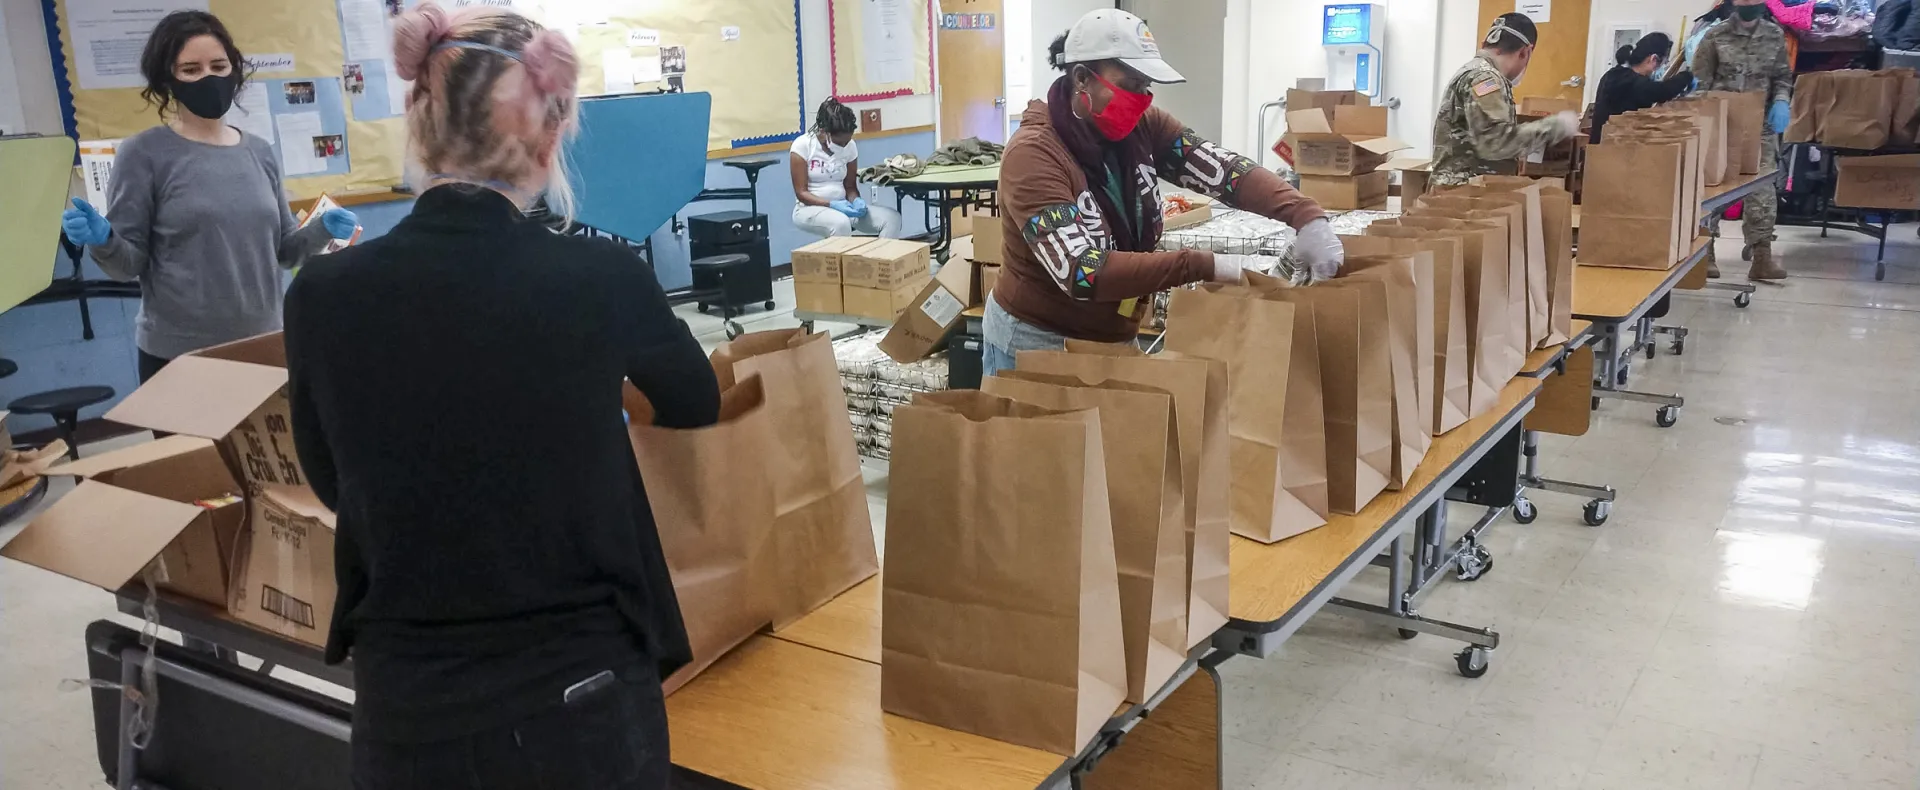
[1561,75,1584,88]
[994,97,1006,108]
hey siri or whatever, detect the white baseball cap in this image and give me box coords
[1063,9,1186,85]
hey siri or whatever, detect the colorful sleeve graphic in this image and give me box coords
[1159,128,1260,201]
[1023,201,1107,301]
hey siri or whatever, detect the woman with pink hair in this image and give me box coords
[282,4,715,787]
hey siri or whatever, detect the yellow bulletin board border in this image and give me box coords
[829,0,934,101]
[44,0,406,203]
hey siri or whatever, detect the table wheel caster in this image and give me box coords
[1397,628,1419,640]
[724,320,744,340]
[1616,367,1630,386]
[764,300,777,310]
[1591,396,1601,411]
[1670,339,1685,355]
[1583,499,1611,526]
[1656,405,1679,428]
[696,302,710,314]
[1511,496,1537,524]
[1455,647,1491,678]
[1645,342,1657,360]
[1456,544,1493,582]
[1734,291,1752,308]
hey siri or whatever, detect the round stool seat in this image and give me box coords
[8,385,115,416]
[690,253,751,271]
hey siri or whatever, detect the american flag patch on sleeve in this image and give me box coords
[1472,78,1501,97]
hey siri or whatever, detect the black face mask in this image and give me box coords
[170,72,239,119]
[1734,4,1766,22]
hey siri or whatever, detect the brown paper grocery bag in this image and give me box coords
[1385,216,1517,417]
[628,376,776,696]
[1364,225,1472,434]
[882,390,1127,756]
[982,371,1186,703]
[710,329,878,627]
[1823,70,1897,150]
[1786,73,1830,144]
[1266,284,1393,514]
[1335,241,1433,488]
[1424,190,1548,349]
[1160,287,1331,542]
[1672,96,1731,185]
[1472,178,1576,345]
[1703,90,1766,174]
[1579,139,1687,269]
[1026,344,1229,648]
[1407,204,1528,369]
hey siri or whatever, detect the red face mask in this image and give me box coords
[1079,69,1153,141]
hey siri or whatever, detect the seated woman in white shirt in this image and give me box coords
[789,98,902,238]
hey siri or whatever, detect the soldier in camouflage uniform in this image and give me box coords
[1693,0,1793,281]
[1431,14,1582,187]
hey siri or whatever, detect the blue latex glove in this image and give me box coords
[319,208,359,240]
[62,198,111,246]
[829,199,860,217]
[1768,100,1790,135]
[849,197,869,217]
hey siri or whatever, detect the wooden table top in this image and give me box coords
[1702,168,1778,206]
[1227,377,1542,626]
[1521,319,1593,377]
[668,637,1062,790]
[1572,237,1710,322]
[773,576,882,663]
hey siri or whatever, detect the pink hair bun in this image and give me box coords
[519,29,579,98]
[392,1,454,81]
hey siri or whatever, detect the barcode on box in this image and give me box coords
[261,585,315,628]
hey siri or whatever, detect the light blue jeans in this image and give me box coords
[981,296,1067,378]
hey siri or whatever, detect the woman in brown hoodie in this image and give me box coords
[983,9,1342,375]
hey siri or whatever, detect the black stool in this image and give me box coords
[689,253,751,339]
[8,386,115,460]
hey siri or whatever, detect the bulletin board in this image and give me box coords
[829,0,933,101]
[47,0,406,202]
[552,0,805,151]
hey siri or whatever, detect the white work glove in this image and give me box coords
[1212,253,1280,284]
[1549,110,1581,141]
[1293,218,1345,282]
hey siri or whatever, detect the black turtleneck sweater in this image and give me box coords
[284,184,718,743]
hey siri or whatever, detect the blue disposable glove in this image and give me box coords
[1768,100,1790,135]
[62,198,111,246]
[849,197,869,217]
[829,199,860,217]
[319,208,359,240]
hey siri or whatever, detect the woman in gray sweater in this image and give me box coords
[59,11,359,381]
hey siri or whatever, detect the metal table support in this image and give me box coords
[1510,332,1617,527]
[1216,391,1535,678]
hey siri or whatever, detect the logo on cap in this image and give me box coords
[1137,21,1160,54]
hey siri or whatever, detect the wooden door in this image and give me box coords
[1477,0,1592,105]
[937,0,1007,144]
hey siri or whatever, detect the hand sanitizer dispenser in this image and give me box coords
[1322,4,1384,98]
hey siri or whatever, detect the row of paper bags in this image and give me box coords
[1786,69,1920,150]
[1154,175,1572,544]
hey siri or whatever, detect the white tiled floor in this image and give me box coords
[3,222,1917,788]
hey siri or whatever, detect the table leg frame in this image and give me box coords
[1591,320,1683,415]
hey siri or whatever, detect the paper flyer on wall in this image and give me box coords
[68,0,210,90]
[861,0,916,86]
[230,78,353,178]
[299,193,362,255]
[336,0,411,120]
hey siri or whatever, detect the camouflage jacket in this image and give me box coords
[1430,55,1566,186]
[1693,18,1793,105]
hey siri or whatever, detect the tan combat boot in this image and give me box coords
[1748,244,1787,282]
[1706,244,1721,279]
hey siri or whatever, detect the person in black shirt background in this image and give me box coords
[283,3,716,788]
[1590,33,1694,144]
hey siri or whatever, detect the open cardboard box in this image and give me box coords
[1283,105,1410,176]
[8,332,339,648]
[879,259,979,362]
[2,435,245,608]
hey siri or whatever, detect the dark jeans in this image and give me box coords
[351,664,672,790]
[137,350,170,383]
